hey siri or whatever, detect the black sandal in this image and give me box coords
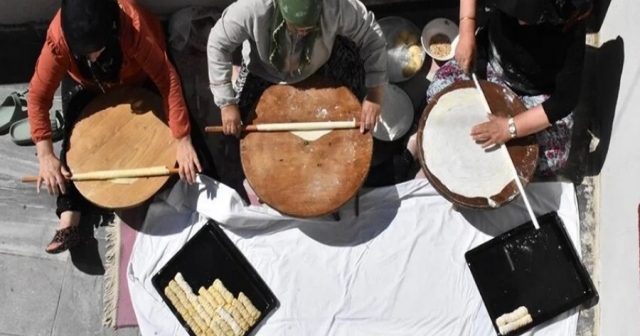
[45,225,89,254]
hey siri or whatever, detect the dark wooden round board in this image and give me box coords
[66,87,177,209]
[417,80,539,209]
[240,75,373,218]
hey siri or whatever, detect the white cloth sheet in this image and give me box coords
[128,176,581,336]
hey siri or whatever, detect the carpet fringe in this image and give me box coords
[103,216,122,328]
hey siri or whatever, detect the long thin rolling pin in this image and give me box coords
[471,74,540,229]
[21,166,179,183]
[205,119,360,133]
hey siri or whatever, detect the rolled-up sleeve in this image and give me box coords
[541,22,586,123]
[336,0,388,88]
[28,34,69,143]
[207,3,253,108]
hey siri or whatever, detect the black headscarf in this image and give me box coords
[61,0,123,85]
[487,0,591,25]
[61,0,119,55]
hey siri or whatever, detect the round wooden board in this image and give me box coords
[66,87,178,209]
[417,80,539,209]
[240,75,373,218]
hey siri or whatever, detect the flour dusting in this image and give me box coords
[316,107,328,119]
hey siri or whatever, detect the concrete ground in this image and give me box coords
[0,3,607,336]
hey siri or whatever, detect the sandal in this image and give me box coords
[10,109,64,146]
[0,90,28,135]
[45,225,90,254]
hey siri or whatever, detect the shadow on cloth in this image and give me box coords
[297,187,401,247]
[459,182,564,237]
[226,186,402,247]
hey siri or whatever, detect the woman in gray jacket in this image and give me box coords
[207,0,388,136]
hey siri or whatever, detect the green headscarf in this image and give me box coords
[268,0,322,74]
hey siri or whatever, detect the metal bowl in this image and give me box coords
[372,83,414,142]
[378,16,426,83]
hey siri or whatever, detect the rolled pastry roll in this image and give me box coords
[193,298,214,325]
[228,306,250,331]
[191,312,210,334]
[168,280,191,306]
[214,315,235,336]
[207,285,226,306]
[232,299,253,325]
[238,292,261,319]
[200,287,221,309]
[164,287,178,301]
[208,317,225,336]
[184,301,197,317]
[190,325,203,336]
[217,306,244,336]
[198,296,216,321]
[175,305,188,318]
[168,280,180,291]
[213,279,234,304]
[188,292,200,306]
[496,306,529,327]
[175,273,195,295]
[498,314,533,335]
[163,287,184,312]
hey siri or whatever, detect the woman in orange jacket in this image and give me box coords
[28,0,210,253]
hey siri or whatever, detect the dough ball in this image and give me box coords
[402,63,419,77]
[408,45,422,58]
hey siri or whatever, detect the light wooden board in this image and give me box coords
[66,87,177,209]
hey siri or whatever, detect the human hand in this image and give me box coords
[455,34,476,74]
[176,135,202,184]
[361,100,381,133]
[470,115,511,149]
[221,104,242,137]
[37,153,68,196]
[361,86,383,133]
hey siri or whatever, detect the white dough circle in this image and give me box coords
[290,130,332,141]
[422,88,514,199]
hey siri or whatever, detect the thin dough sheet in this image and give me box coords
[422,88,513,199]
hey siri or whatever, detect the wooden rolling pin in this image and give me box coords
[21,166,179,183]
[205,119,360,133]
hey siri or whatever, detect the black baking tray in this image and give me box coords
[152,221,280,336]
[465,211,598,336]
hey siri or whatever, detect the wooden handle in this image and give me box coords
[21,166,180,183]
[205,119,361,133]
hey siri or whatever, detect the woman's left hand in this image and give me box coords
[470,115,512,148]
[176,135,202,184]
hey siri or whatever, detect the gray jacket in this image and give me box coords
[207,0,388,108]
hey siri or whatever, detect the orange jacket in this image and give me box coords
[27,0,190,143]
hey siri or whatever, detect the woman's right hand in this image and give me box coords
[221,104,242,137]
[37,153,69,196]
[455,34,477,74]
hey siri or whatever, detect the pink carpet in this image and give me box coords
[103,205,147,329]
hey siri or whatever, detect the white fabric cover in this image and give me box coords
[128,176,580,336]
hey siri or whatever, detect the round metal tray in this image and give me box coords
[378,16,426,83]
